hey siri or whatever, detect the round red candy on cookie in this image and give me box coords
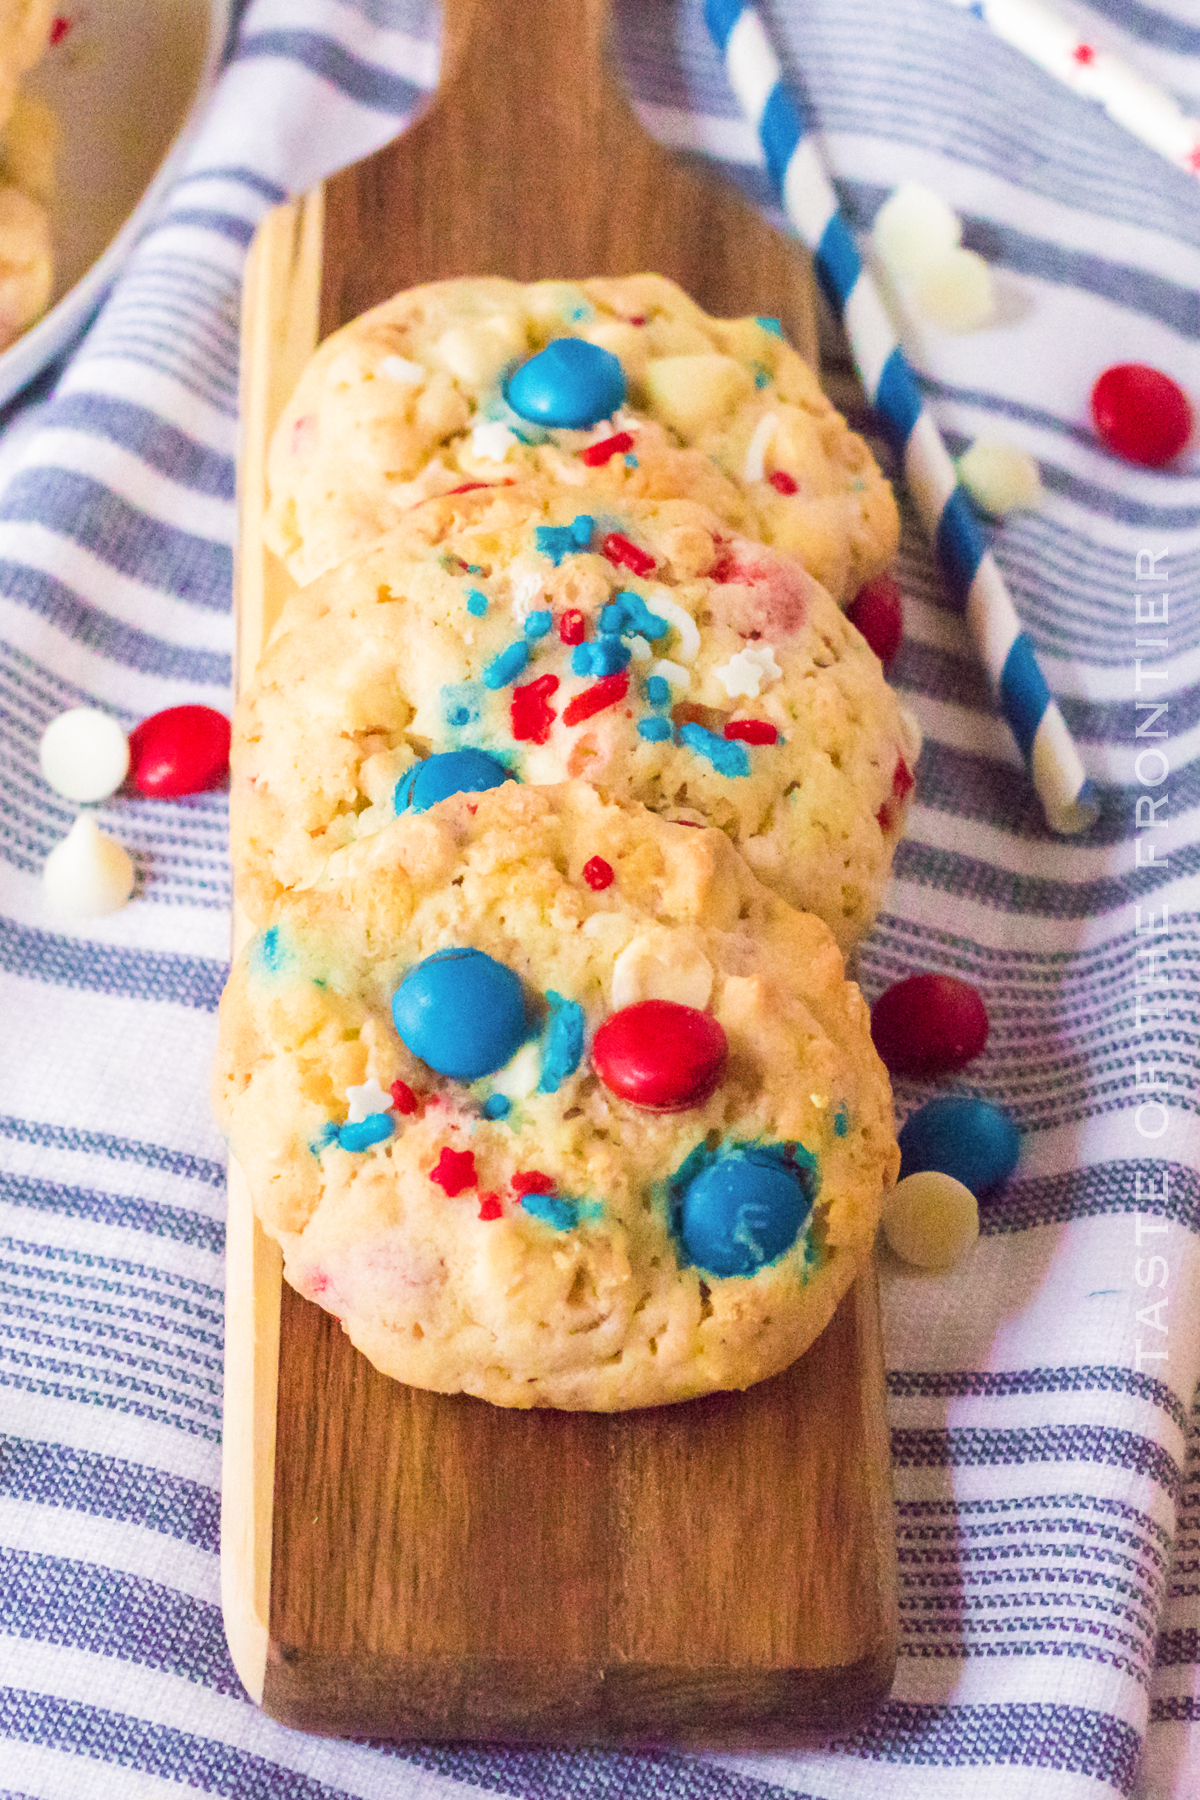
[592,1000,727,1111]
[127,705,231,797]
[1090,364,1191,468]
[870,973,988,1078]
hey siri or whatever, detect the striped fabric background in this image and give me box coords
[0,1,1197,1796]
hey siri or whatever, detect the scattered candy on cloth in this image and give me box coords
[1,1,1198,1797]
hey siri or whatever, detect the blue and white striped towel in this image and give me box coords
[1,1,1198,1795]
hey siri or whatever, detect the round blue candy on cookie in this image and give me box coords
[677,1146,813,1277]
[394,748,513,814]
[505,338,626,428]
[392,948,527,1078]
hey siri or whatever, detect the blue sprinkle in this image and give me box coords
[753,363,770,389]
[465,563,483,575]
[535,525,578,566]
[755,315,785,338]
[524,609,553,638]
[466,588,489,617]
[482,1093,512,1120]
[338,1113,395,1153]
[645,675,670,707]
[592,638,631,675]
[678,722,750,777]
[310,1120,339,1154]
[624,454,638,468]
[441,682,483,730]
[834,1105,850,1139]
[255,925,285,973]
[638,717,674,743]
[570,513,594,548]
[613,589,668,639]
[600,602,626,636]
[571,643,594,677]
[521,1192,603,1231]
[483,640,531,688]
[538,991,585,1093]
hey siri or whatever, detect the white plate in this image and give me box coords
[0,0,230,411]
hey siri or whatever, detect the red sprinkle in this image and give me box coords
[477,1193,503,1221]
[768,469,798,495]
[563,670,629,726]
[580,431,634,467]
[49,14,70,44]
[893,756,915,800]
[582,855,614,890]
[511,672,560,744]
[390,1080,419,1115]
[447,481,493,496]
[1090,364,1192,468]
[724,719,778,745]
[708,553,737,583]
[602,532,655,576]
[871,973,989,1078]
[558,609,587,645]
[127,705,231,797]
[512,1170,555,1196]
[1072,41,1095,63]
[847,573,904,669]
[430,1147,477,1196]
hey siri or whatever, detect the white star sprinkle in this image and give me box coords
[345,1076,393,1123]
[715,644,782,699]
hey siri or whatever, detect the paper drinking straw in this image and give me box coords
[945,0,1200,180]
[704,0,1100,837]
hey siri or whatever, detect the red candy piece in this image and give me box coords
[893,755,914,800]
[592,1000,728,1112]
[562,670,629,726]
[580,431,634,467]
[1090,364,1192,468]
[768,469,798,495]
[724,719,778,745]
[582,855,614,890]
[847,574,904,668]
[558,609,586,645]
[512,1170,555,1196]
[390,1079,419,1115]
[430,1147,477,1195]
[49,14,70,44]
[511,672,560,744]
[602,532,655,576]
[870,974,989,1078]
[127,705,231,797]
[477,1193,503,1221]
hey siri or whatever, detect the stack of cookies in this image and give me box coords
[215,274,912,1410]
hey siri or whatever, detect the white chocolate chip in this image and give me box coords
[883,1171,979,1270]
[957,438,1044,516]
[490,1040,542,1101]
[714,643,782,700]
[507,562,545,621]
[643,591,700,663]
[627,635,651,661]
[39,708,129,802]
[873,183,962,281]
[642,353,754,436]
[742,412,778,484]
[915,248,995,332]
[379,354,426,386]
[434,314,527,386]
[471,419,519,462]
[899,706,924,767]
[612,931,713,1011]
[43,814,135,917]
[345,1076,393,1122]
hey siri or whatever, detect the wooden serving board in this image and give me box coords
[222,0,898,1744]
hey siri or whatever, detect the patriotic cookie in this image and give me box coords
[213,782,898,1410]
[233,488,918,948]
[262,272,898,606]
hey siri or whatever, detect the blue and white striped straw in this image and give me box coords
[705,0,1099,837]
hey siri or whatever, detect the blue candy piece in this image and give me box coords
[338,1113,394,1153]
[393,948,527,1079]
[677,1146,813,1277]
[897,1095,1020,1196]
[537,990,585,1093]
[506,339,626,428]
[678,721,750,778]
[394,749,512,814]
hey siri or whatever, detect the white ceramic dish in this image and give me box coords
[0,0,230,411]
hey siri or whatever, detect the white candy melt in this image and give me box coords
[957,438,1044,516]
[715,643,782,699]
[43,814,135,917]
[873,183,962,281]
[380,355,425,386]
[612,932,713,1011]
[883,1171,979,1270]
[742,412,778,484]
[915,248,995,332]
[471,419,519,461]
[644,590,700,663]
[39,708,129,802]
[345,1076,393,1123]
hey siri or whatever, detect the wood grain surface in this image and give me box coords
[223,0,897,1745]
